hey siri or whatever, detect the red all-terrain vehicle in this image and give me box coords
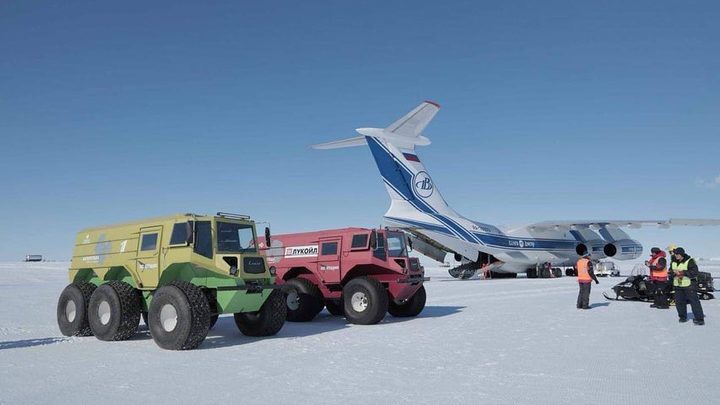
[264,228,427,325]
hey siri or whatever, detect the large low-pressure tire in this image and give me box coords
[234,289,286,337]
[342,277,388,325]
[552,268,562,278]
[325,300,344,316]
[57,282,97,337]
[148,281,211,350]
[282,278,324,322]
[88,281,142,341]
[204,290,220,330]
[388,285,427,317]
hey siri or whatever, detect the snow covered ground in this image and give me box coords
[1,261,718,404]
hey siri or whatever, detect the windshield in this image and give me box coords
[386,231,408,257]
[216,221,257,253]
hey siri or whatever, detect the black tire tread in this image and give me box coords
[234,289,286,337]
[343,277,388,325]
[105,280,142,341]
[58,282,97,337]
[203,289,220,330]
[324,299,344,316]
[168,281,211,350]
[388,285,427,317]
[283,277,324,322]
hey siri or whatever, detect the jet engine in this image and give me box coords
[597,226,643,260]
[602,240,643,260]
[575,240,607,258]
[570,229,607,259]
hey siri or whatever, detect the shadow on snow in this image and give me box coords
[0,306,464,351]
[0,337,69,350]
[198,305,465,349]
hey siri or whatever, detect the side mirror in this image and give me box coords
[265,227,271,248]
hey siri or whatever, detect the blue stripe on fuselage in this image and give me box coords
[387,217,577,251]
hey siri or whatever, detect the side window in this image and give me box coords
[321,242,338,256]
[351,234,368,249]
[372,231,386,260]
[140,233,158,251]
[169,222,191,245]
[193,221,213,259]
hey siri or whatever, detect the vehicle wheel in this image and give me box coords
[342,277,388,325]
[148,281,211,350]
[57,282,97,337]
[388,285,427,317]
[448,267,462,278]
[234,289,286,336]
[552,268,562,278]
[282,278,324,322]
[325,300,344,316]
[204,289,220,330]
[88,281,141,341]
[526,268,537,278]
[460,269,476,279]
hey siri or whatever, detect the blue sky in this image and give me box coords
[1,1,718,261]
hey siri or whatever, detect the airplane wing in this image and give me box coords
[524,219,720,231]
[386,100,440,137]
[311,135,367,150]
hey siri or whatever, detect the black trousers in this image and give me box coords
[675,286,704,321]
[577,283,591,308]
[652,280,669,308]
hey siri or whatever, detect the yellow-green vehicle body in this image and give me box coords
[69,212,275,314]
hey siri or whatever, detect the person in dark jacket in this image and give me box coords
[670,247,705,325]
[576,252,599,309]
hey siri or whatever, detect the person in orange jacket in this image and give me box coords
[576,252,599,309]
[646,247,669,309]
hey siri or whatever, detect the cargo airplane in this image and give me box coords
[313,101,720,278]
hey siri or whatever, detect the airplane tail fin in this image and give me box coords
[312,101,456,218]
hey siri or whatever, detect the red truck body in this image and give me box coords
[264,227,427,324]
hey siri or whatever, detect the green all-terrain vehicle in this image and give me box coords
[57,212,286,350]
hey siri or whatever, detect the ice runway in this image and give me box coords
[1,262,718,404]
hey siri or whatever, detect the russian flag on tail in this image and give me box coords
[403,153,420,162]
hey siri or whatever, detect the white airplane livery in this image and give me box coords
[313,101,720,277]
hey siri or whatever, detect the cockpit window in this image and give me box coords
[217,222,257,253]
[386,231,408,257]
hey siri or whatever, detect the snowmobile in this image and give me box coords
[603,268,715,301]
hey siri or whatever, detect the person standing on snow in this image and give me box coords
[646,247,669,309]
[666,244,678,286]
[671,247,705,325]
[576,252,599,309]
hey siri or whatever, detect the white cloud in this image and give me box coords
[697,174,720,189]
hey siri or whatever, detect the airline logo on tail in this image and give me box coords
[413,171,434,198]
